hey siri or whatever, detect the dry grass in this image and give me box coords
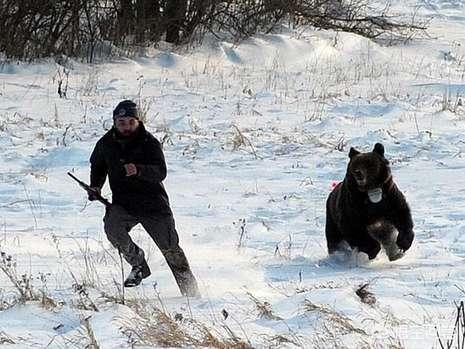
[0,252,36,302]
[82,316,100,349]
[247,292,282,321]
[437,301,465,349]
[264,333,304,348]
[230,124,259,159]
[0,331,15,345]
[120,300,253,348]
[304,299,367,336]
[356,283,377,306]
[304,299,407,348]
[40,292,58,310]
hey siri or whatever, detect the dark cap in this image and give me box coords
[113,100,139,120]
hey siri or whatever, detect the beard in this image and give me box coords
[115,126,140,140]
[120,129,136,137]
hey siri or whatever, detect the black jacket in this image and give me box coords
[90,123,172,216]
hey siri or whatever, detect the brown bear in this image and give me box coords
[325,143,414,261]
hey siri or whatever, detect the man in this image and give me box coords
[89,100,199,297]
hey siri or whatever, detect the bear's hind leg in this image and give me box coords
[325,212,344,255]
[357,235,381,260]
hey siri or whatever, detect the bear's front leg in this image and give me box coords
[396,229,414,252]
[391,206,415,252]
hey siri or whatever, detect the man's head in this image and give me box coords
[113,100,140,137]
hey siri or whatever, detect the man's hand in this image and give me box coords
[88,187,101,201]
[124,163,138,176]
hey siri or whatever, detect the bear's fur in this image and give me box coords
[325,143,414,261]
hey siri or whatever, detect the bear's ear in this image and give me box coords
[348,147,360,159]
[373,143,385,157]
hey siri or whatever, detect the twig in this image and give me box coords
[231,124,259,159]
[119,250,125,305]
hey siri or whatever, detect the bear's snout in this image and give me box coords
[353,169,367,186]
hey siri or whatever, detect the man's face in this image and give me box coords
[114,117,139,137]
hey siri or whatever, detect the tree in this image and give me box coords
[116,0,134,44]
[164,0,188,44]
[135,0,160,43]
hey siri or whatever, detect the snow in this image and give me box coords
[0,2,465,348]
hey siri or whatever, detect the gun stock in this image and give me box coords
[68,172,111,207]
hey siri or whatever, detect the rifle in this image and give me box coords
[68,172,111,207]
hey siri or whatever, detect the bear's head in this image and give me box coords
[346,143,391,203]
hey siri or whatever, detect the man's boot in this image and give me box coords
[180,277,201,298]
[162,248,201,297]
[124,259,151,287]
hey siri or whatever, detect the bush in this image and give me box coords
[0,0,427,61]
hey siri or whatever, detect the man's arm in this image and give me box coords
[135,137,167,183]
[89,141,108,189]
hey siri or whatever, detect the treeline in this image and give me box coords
[0,0,426,62]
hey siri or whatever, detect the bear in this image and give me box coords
[325,143,414,261]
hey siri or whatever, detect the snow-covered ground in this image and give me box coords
[1,2,465,348]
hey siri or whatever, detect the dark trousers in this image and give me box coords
[103,205,198,296]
